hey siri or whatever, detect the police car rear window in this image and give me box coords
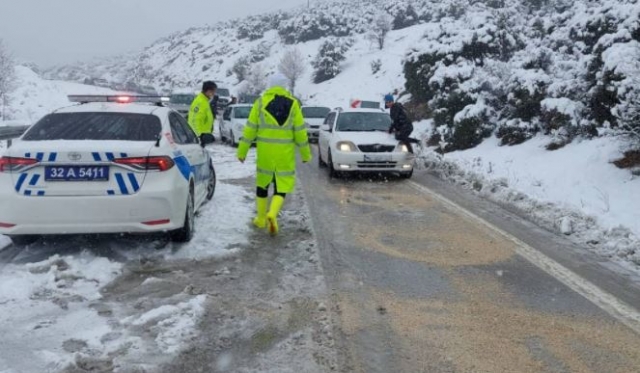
[23,112,162,141]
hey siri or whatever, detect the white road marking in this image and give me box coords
[409,180,640,335]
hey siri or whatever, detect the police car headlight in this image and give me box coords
[337,141,357,152]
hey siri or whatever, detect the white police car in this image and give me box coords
[0,95,216,246]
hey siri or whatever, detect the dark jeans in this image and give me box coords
[395,128,414,154]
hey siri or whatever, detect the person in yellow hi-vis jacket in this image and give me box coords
[188,81,217,141]
[237,74,312,236]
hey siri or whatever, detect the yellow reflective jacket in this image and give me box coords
[188,92,214,136]
[237,86,311,193]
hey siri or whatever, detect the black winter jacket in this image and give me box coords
[389,103,413,134]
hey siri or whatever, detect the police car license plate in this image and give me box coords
[45,166,109,181]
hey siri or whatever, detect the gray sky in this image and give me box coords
[0,0,309,67]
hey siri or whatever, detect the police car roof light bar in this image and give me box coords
[68,95,170,104]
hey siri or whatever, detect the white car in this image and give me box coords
[301,106,331,143]
[0,95,216,246]
[219,104,252,147]
[317,108,414,178]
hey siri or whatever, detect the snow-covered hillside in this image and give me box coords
[32,0,640,270]
[3,66,115,125]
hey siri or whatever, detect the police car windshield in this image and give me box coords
[233,107,252,119]
[302,107,330,118]
[23,112,162,141]
[336,112,391,132]
[170,94,195,105]
[217,89,230,97]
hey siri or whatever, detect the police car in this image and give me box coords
[317,108,414,178]
[0,95,216,246]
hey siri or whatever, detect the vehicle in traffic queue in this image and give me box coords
[301,106,331,143]
[318,108,414,178]
[0,95,217,246]
[215,87,233,111]
[168,91,197,118]
[219,104,252,147]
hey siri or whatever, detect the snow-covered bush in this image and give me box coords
[385,2,421,30]
[249,41,272,63]
[245,64,267,95]
[231,56,251,82]
[369,12,393,50]
[312,39,348,83]
[279,48,306,95]
[371,59,382,74]
[0,39,16,120]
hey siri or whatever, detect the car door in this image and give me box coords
[169,113,209,207]
[319,112,336,162]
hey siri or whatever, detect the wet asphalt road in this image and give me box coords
[299,147,640,373]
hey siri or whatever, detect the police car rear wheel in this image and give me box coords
[206,165,216,201]
[170,189,195,242]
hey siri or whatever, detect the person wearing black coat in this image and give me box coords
[385,94,415,153]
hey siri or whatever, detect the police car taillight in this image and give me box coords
[0,156,39,172]
[113,156,175,172]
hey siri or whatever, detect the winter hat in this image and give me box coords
[269,73,289,89]
[384,94,395,103]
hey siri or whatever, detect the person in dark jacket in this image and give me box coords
[385,94,415,153]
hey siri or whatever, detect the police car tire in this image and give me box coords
[9,235,39,247]
[206,165,216,201]
[170,189,195,242]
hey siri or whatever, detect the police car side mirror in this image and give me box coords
[321,125,331,132]
[200,133,215,146]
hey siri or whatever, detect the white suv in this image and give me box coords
[317,108,414,178]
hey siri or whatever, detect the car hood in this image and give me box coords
[305,118,325,126]
[334,131,397,146]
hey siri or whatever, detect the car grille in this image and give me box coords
[357,162,397,169]
[357,144,395,153]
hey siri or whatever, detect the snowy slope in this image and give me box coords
[3,66,116,125]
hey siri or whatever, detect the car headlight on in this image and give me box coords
[396,143,410,153]
[336,141,357,152]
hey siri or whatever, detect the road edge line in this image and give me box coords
[409,180,640,335]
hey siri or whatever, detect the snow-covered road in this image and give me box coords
[3,143,640,372]
[0,143,334,373]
